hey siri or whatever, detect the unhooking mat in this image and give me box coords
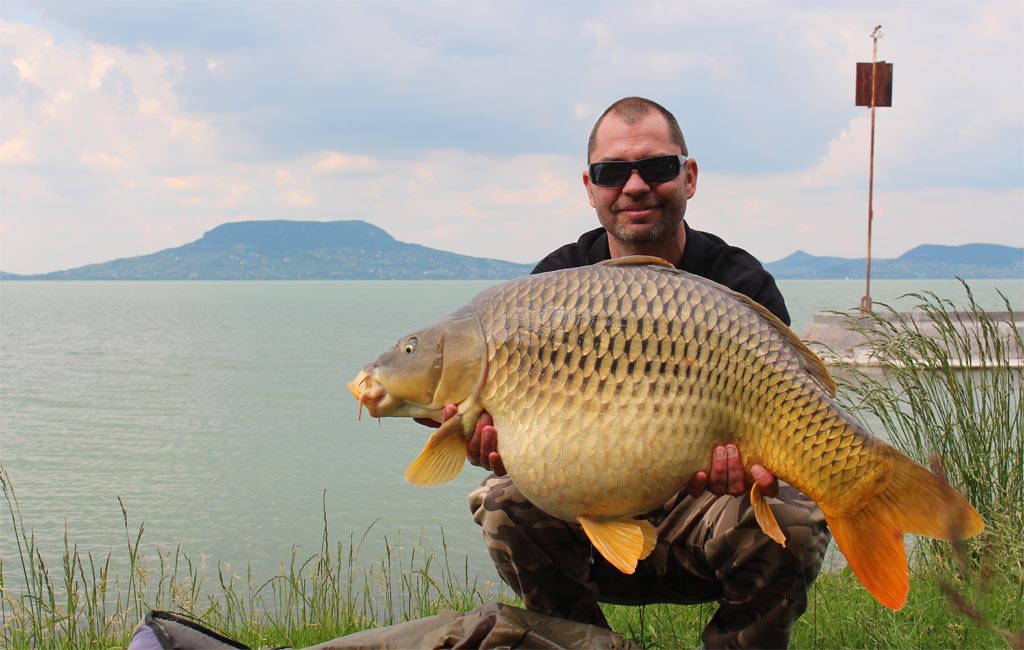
[129,602,641,650]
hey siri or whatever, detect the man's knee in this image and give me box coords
[468,475,590,552]
[466,474,601,622]
[704,485,830,593]
[771,486,831,578]
[468,475,533,532]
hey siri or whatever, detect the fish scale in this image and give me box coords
[349,256,984,610]
[479,263,794,519]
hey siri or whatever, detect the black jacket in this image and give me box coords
[531,223,790,325]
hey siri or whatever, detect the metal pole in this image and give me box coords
[861,26,881,313]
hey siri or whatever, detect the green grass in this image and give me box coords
[1,475,500,649]
[3,281,1022,648]
[604,555,1022,649]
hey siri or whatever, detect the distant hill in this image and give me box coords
[765,243,1023,279]
[2,221,1020,280]
[3,220,535,280]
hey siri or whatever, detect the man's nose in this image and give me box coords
[621,169,651,192]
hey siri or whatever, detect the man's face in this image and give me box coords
[584,112,697,253]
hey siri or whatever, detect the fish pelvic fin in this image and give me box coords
[578,516,657,575]
[405,414,468,486]
[751,483,787,547]
[826,450,985,611]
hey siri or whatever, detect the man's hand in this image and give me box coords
[414,404,507,476]
[466,411,506,476]
[686,444,778,498]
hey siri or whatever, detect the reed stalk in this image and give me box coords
[833,281,1022,537]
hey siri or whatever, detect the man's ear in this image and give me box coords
[685,158,699,200]
[583,171,597,208]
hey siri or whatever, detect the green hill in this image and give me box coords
[4,220,534,280]
[765,243,1023,279]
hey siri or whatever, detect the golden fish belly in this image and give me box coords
[496,407,730,521]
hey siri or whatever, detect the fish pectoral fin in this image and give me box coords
[578,516,657,575]
[405,414,468,486]
[751,483,787,547]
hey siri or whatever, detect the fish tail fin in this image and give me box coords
[826,450,985,611]
[405,414,468,486]
[579,516,657,575]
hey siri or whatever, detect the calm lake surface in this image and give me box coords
[2,278,1021,589]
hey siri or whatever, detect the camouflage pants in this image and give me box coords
[468,475,830,649]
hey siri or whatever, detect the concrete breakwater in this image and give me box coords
[802,310,1024,368]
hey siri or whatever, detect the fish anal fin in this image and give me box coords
[751,483,787,547]
[597,255,674,269]
[579,516,658,575]
[405,414,468,486]
[825,449,985,610]
[640,520,657,559]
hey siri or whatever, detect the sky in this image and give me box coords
[1,1,1022,275]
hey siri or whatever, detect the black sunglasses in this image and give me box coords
[588,155,687,188]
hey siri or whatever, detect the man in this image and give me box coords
[430,97,830,649]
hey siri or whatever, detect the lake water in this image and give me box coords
[1,278,1021,592]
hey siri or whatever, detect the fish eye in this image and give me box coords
[403,337,418,354]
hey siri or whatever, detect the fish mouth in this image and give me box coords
[346,368,389,419]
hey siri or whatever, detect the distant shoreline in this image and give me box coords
[2,220,1020,281]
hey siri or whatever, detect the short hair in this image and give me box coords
[587,97,688,162]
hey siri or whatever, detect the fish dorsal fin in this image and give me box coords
[405,414,469,486]
[599,258,836,395]
[578,516,657,575]
[695,277,838,397]
[597,255,675,269]
[754,301,837,396]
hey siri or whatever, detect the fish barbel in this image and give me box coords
[347,256,984,610]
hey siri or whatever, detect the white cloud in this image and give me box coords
[312,151,380,174]
[161,176,206,192]
[80,150,126,170]
[0,4,1020,276]
[87,51,116,89]
[688,173,1023,263]
[278,190,313,209]
[0,137,33,163]
[11,56,36,81]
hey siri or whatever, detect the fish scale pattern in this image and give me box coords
[465,262,881,521]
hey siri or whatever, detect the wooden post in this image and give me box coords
[856,26,892,313]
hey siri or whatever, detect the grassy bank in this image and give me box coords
[3,284,1021,648]
[1,475,500,648]
[4,472,1020,649]
[606,555,1022,648]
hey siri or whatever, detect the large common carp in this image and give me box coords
[347,256,984,610]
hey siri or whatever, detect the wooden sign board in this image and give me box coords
[856,62,893,107]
